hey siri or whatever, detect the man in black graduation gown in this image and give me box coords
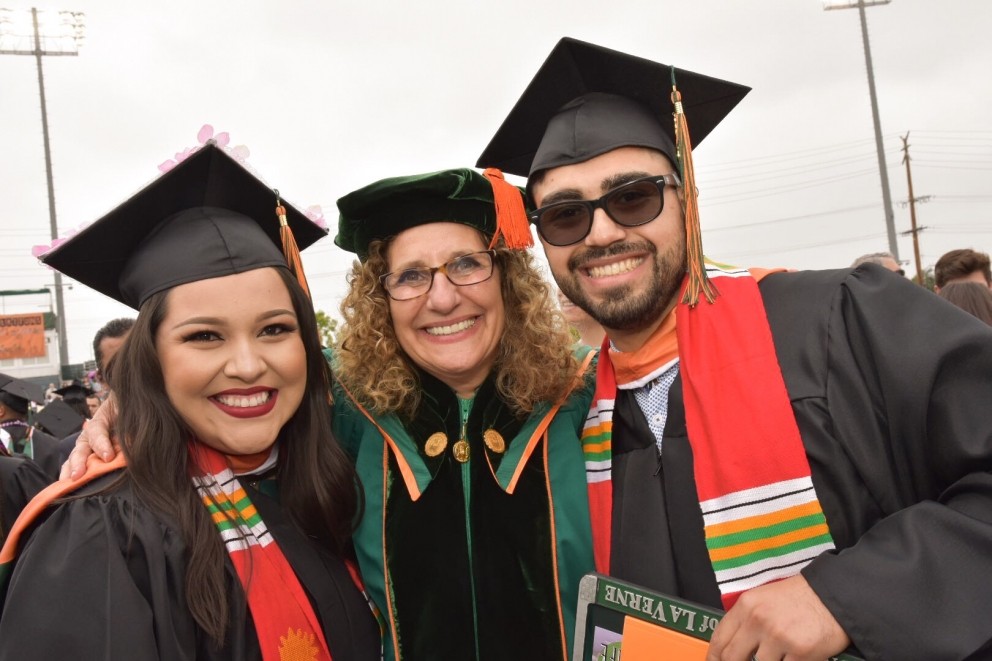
[0,374,61,480]
[478,38,992,660]
[0,374,59,537]
[0,455,50,539]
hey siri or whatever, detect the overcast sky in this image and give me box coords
[2,0,990,364]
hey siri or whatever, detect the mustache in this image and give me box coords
[567,241,657,272]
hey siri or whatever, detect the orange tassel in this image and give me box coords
[482,167,534,250]
[275,194,312,300]
[672,73,717,306]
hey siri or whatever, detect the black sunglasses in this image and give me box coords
[530,173,682,247]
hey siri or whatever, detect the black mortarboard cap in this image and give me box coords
[476,37,751,178]
[35,399,85,438]
[54,380,94,400]
[41,142,327,309]
[0,373,45,413]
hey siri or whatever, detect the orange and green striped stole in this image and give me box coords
[582,308,681,575]
[581,345,614,574]
[678,266,834,609]
[189,442,334,661]
[583,265,834,609]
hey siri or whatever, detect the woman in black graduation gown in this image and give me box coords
[0,143,379,660]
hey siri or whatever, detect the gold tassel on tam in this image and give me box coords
[482,168,534,251]
[275,190,312,300]
[671,69,718,306]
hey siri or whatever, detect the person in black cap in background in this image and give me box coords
[53,380,96,421]
[0,142,379,660]
[35,398,85,440]
[0,374,62,478]
[478,37,992,660]
[0,375,54,538]
[0,374,47,457]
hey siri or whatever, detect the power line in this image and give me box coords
[703,166,882,205]
[705,203,882,231]
[721,231,889,259]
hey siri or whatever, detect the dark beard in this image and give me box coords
[554,240,686,333]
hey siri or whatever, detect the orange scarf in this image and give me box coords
[608,308,678,388]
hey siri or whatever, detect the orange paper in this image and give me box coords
[620,615,709,661]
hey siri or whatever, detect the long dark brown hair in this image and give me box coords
[938,281,992,326]
[111,266,360,644]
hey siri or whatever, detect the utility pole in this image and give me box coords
[899,133,927,285]
[0,7,85,375]
[823,0,898,260]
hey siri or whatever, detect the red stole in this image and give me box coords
[189,442,334,660]
[583,267,834,609]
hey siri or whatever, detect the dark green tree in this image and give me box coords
[915,266,936,291]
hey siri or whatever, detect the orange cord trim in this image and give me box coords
[1,452,127,564]
[504,349,595,494]
[543,428,568,661]
[381,439,402,658]
[335,380,422,501]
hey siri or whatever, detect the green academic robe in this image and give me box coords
[331,351,595,661]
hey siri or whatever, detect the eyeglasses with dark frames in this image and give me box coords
[530,173,682,247]
[379,249,498,301]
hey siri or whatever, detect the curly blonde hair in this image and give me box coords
[336,235,581,419]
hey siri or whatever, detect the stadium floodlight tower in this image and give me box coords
[1,7,85,373]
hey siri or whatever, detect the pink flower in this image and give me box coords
[198,124,230,147]
[32,224,87,259]
[304,205,328,230]
[228,144,249,163]
[36,125,256,260]
[159,124,242,172]
[32,239,64,258]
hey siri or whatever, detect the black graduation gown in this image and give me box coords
[6,424,62,481]
[0,471,380,660]
[0,455,50,539]
[610,264,992,661]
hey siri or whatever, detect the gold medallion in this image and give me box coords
[452,439,471,463]
[483,429,506,454]
[424,432,448,457]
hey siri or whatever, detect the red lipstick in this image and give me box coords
[210,388,277,419]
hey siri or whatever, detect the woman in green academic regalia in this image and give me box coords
[331,168,596,661]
